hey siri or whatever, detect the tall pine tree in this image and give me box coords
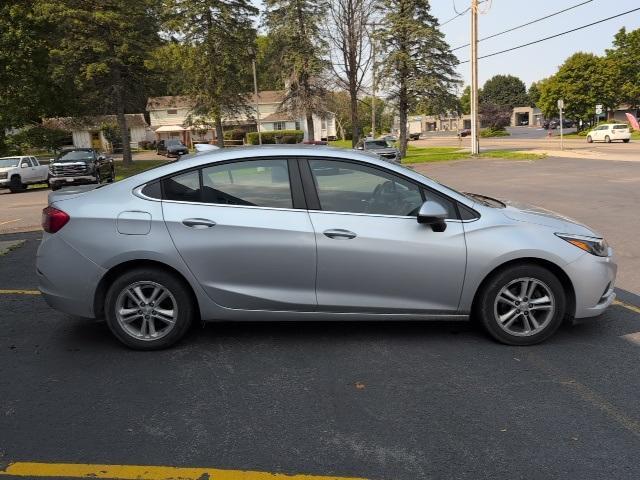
[264,0,328,140]
[377,0,459,157]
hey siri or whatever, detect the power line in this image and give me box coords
[441,0,486,27]
[458,7,640,64]
[452,0,594,51]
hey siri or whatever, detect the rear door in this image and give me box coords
[301,157,467,314]
[161,157,317,311]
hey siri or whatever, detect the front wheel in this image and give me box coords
[475,264,566,346]
[605,135,611,143]
[107,167,115,183]
[586,135,593,143]
[105,268,194,350]
[623,139,630,143]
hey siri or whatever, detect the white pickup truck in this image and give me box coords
[0,156,50,193]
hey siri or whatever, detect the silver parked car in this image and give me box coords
[355,139,401,163]
[37,146,616,349]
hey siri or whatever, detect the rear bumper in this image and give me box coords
[36,233,104,318]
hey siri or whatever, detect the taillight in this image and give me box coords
[42,206,70,233]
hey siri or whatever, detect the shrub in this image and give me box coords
[480,128,510,138]
[246,129,304,145]
[8,125,72,153]
[224,128,247,141]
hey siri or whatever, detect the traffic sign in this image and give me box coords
[557,99,564,109]
[595,104,603,115]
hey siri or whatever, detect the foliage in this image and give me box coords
[224,128,248,141]
[479,103,510,130]
[605,27,640,109]
[8,125,71,153]
[246,129,304,144]
[264,0,329,140]
[100,123,121,146]
[255,35,285,91]
[459,86,472,115]
[480,128,510,138]
[480,74,528,109]
[377,0,460,157]
[528,82,541,108]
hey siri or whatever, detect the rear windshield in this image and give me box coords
[365,140,390,148]
[613,124,628,130]
[56,150,94,162]
[0,158,20,167]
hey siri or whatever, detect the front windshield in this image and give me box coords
[0,158,20,168]
[365,140,390,149]
[56,150,94,162]
[167,139,183,146]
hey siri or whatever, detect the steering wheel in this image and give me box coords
[369,180,405,214]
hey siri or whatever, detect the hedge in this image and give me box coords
[246,129,304,145]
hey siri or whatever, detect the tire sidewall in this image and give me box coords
[105,268,194,350]
[477,264,566,346]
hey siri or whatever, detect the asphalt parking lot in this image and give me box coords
[2,155,640,479]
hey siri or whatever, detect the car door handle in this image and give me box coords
[323,229,357,240]
[182,218,216,229]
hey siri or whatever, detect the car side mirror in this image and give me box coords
[356,146,364,150]
[417,201,448,232]
[20,162,28,168]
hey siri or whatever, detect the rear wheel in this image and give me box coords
[476,264,566,346]
[586,135,593,143]
[623,139,630,143]
[105,268,194,350]
[605,135,611,143]
[107,167,115,183]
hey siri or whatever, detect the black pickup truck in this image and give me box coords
[48,148,115,191]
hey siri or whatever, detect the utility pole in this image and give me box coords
[470,0,479,155]
[251,57,262,146]
[371,23,376,139]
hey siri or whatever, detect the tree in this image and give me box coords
[377,0,459,157]
[36,0,164,164]
[479,103,510,130]
[537,52,616,125]
[528,82,541,108]
[606,27,640,110]
[327,0,375,146]
[163,0,257,147]
[459,86,472,115]
[255,35,285,91]
[264,0,329,140]
[480,74,528,110]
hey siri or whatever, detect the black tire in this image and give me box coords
[95,171,101,185]
[475,264,566,346]
[107,167,115,183]
[623,139,630,143]
[8,175,25,193]
[605,135,611,143]
[105,267,194,350]
[586,135,593,143]
[51,183,61,191]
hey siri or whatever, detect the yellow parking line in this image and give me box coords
[0,462,367,480]
[0,289,41,295]
[614,299,640,315]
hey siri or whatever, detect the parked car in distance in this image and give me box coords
[355,139,401,163]
[408,132,421,140]
[586,124,631,143]
[157,139,189,157]
[37,145,616,350]
[49,148,115,191]
[378,134,398,143]
[0,156,50,193]
[459,128,471,137]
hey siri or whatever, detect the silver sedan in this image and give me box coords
[37,146,617,349]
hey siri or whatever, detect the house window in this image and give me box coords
[274,121,286,131]
[321,117,327,129]
[167,109,178,115]
[295,121,301,130]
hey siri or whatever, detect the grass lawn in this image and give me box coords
[114,159,169,181]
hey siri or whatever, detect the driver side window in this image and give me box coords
[308,159,423,216]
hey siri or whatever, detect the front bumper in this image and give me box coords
[0,178,10,188]
[565,250,617,318]
[49,175,97,186]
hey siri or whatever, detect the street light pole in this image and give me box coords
[470,0,479,155]
[371,22,376,138]
[251,57,262,146]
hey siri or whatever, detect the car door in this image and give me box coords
[20,157,35,182]
[161,157,317,311]
[302,158,467,314]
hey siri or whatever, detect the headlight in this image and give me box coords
[0,172,7,180]
[555,233,609,257]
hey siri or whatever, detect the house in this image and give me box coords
[511,106,543,127]
[146,90,336,144]
[42,114,149,151]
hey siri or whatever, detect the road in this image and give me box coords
[1,231,640,479]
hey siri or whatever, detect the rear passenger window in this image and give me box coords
[163,170,201,202]
[201,159,292,209]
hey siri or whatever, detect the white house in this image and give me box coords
[42,114,149,151]
[146,90,336,144]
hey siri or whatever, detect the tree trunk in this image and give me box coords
[398,82,408,158]
[215,116,224,148]
[113,67,132,165]
[306,111,315,141]
[350,85,359,147]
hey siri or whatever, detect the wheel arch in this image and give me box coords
[94,259,201,320]
[471,257,576,321]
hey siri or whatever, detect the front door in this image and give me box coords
[162,158,317,311]
[304,158,467,313]
[90,131,102,150]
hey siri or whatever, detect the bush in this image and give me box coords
[480,128,510,138]
[224,128,247,141]
[246,129,304,145]
[8,125,72,153]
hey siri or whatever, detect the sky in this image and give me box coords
[429,0,640,91]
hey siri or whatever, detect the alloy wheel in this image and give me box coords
[115,281,178,341]
[493,277,555,337]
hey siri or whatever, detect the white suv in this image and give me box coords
[586,124,631,143]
